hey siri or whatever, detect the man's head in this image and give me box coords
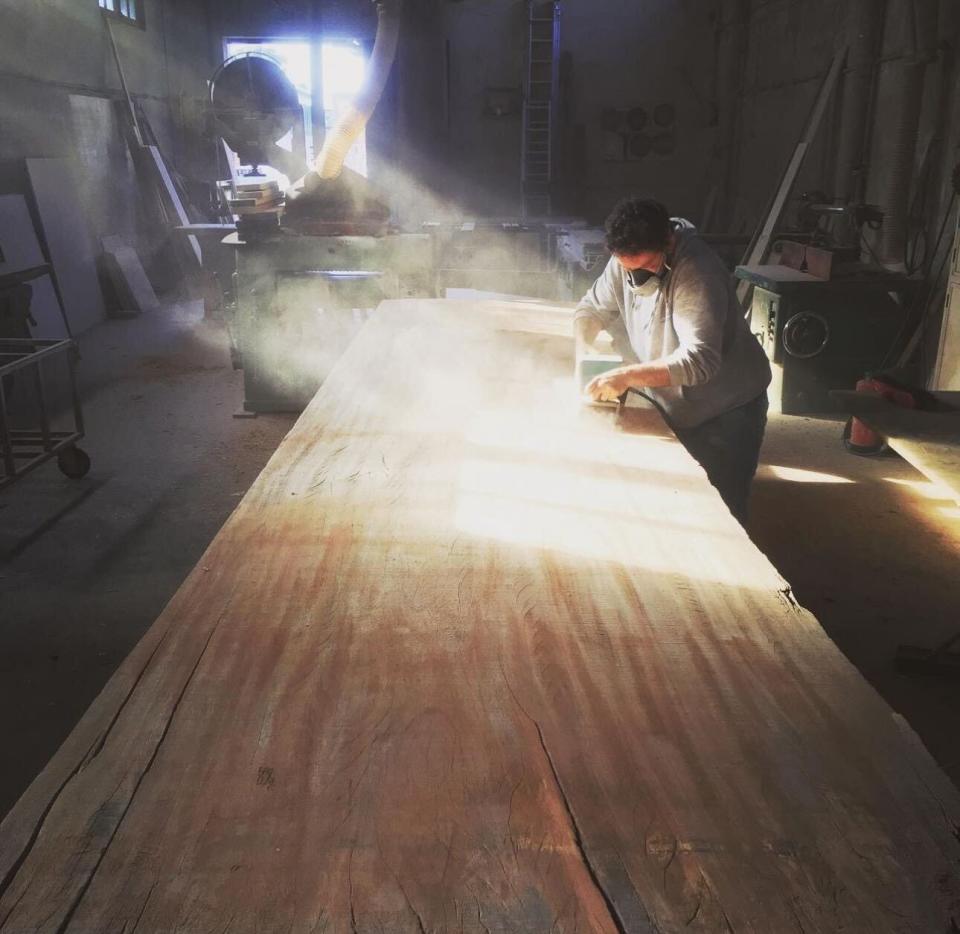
[604,198,674,284]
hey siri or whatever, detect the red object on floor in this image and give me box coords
[846,377,918,454]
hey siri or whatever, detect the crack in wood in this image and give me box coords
[395,876,428,934]
[52,612,227,934]
[0,885,28,932]
[474,897,492,934]
[530,720,629,934]
[778,586,801,612]
[128,880,158,933]
[496,655,631,932]
[347,847,359,934]
[82,631,172,771]
[0,629,170,910]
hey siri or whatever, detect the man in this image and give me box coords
[576,197,771,525]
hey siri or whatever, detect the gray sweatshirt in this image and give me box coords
[574,225,771,429]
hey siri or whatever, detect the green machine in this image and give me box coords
[735,264,916,415]
[224,230,432,413]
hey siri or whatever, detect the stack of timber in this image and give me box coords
[0,299,958,932]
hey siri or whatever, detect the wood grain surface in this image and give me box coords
[2,300,959,933]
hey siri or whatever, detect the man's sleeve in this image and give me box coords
[573,257,623,330]
[662,268,727,386]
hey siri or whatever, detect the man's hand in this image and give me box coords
[585,362,674,401]
[575,317,603,354]
[586,367,634,403]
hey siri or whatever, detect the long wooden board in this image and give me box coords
[1,299,958,932]
[833,389,960,506]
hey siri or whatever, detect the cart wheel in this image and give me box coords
[58,446,91,480]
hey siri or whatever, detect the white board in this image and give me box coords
[101,236,160,313]
[0,195,45,278]
[26,274,69,340]
[25,158,106,335]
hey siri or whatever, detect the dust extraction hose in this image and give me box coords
[314,0,401,180]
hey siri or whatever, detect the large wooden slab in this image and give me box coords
[1,299,959,932]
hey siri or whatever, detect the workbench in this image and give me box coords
[2,299,958,932]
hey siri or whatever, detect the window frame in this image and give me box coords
[99,0,146,29]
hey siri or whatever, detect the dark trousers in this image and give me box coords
[673,393,769,526]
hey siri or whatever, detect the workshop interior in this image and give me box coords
[1,1,960,929]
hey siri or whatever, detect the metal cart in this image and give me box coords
[0,338,90,491]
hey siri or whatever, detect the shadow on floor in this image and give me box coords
[750,412,960,789]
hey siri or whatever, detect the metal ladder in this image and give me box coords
[522,1,561,219]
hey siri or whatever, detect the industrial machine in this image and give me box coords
[733,195,923,415]
[208,0,433,414]
[736,263,915,415]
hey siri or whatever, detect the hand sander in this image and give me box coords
[576,351,627,409]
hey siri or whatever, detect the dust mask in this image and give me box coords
[626,260,670,298]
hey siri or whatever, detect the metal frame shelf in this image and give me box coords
[0,338,90,491]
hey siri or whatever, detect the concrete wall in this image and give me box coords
[7,1,956,251]
[0,0,217,253]
[208,0,720,224]
[405,0,959,253]
[726,0,841,232]
[729,0,958,253]
[427,0,720,223]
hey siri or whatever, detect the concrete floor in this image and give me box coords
[1,304,958,821]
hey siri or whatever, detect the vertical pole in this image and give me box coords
[68,343,86,437]
[33,359,52,452]
[0,378,16,479]
[104,14,144,147]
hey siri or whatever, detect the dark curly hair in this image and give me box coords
[604,198,672,255]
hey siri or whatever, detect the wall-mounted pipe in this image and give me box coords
[871,0,939,266]
[832,0,884,206]
[932,0,960,212]
[714,0,750,231]
[314,0,402,180]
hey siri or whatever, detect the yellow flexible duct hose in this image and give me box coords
[314,0,401,180]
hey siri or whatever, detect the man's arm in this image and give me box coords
[575,316,603,353]
[661,270,726,386]
[585,266,728,402]
[573,257,623,350]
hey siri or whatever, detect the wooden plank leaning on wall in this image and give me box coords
[1,299,958,932]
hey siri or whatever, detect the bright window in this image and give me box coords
[99,0,144,26]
